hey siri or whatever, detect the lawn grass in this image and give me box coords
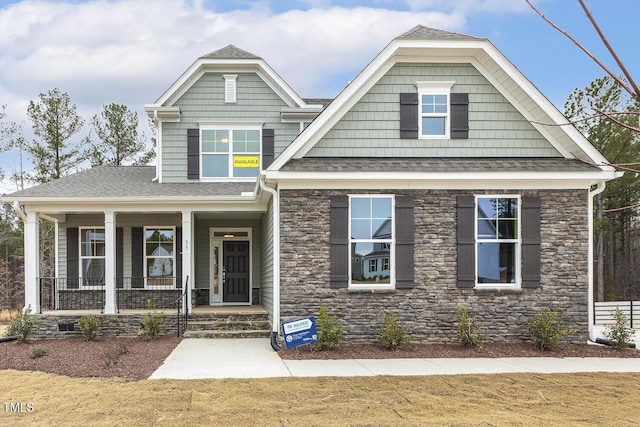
[1,370,639,426]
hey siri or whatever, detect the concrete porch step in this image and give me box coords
[188,319,271,332]
[183,329,271,339]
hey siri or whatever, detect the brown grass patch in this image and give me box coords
[0,371,639,425]
[0,308,18,323]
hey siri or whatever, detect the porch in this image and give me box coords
[32,304,270,339]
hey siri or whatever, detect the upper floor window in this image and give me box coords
[201,127,261,179]
[416,81,454,139]
[476,196,520,286]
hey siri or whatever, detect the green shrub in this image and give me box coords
[30,345,48,359]
[78,314,99,341]
[315,306,344,350]
[378,313,410,351]
[139,300,164,340]
[456,304,486,348]
[5,307,35,343]
[604,307,636,350]
[526,308,576,351]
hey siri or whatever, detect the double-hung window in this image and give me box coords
[349,195,394,287]
[80,228,105,287]
[416,81,455,139]
[201,127,261,179]
[145,227,175,287]
[476,196,520,286]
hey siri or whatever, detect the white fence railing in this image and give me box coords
[594,301,639,328]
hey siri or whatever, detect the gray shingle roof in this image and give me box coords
[4,166,255,199]
[396,25,483,41]
[200,44,261,60]
[280,158,601,173]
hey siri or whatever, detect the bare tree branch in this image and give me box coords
[578,0,640,101]
[603,203,640,213]
[531,111,640,130]
[592,108,640,133]
[525,0,638,100]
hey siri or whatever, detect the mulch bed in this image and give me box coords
[279,342,640,360]
[0,335,182,381]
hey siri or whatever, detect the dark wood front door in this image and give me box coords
[223,241,250,303]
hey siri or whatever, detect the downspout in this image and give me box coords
[588,181,606,343]
[259,172,281,351]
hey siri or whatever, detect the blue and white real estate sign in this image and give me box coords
[281,316,318,349]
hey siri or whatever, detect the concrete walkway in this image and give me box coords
[149,338,640,380]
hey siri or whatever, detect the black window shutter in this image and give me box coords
[116,227,123,289]
[262,129,275,169]
[395,196,414,289]
[521,195,541,288]
[187,128,200,180]
[176,227,182,289]
[330,195,349,289]
[400,93,419,139]
[457,195,476,288]
[67,228,79,289]
[450,93,469,139]
[131,227,144,288]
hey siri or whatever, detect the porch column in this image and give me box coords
[181,211,193,313]
[104,211,117,314]
[24,210,40,313]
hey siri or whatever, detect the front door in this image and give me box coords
[222,241,250,303]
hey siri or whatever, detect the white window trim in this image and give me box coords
[415,81,455,140]
[79,227,106,288]
[224,74,237,103]
[144,226,176,290]
[348,194,395,290]
[474,195,521,289]
[199,125,262,181]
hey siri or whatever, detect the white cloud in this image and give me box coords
[0,0,528,149]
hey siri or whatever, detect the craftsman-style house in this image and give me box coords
[3,26,618,343]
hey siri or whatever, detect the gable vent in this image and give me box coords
[224,74,237,103]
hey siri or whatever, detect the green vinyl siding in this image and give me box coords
[260,199,274,325]
[161,72,301,182]
[308,63,561,158]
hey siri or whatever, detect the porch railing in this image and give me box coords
[594,301,639,328]
[176,276,189,336]
[39,277,105,311]
[116,277,182,310]
[38,277,183,312]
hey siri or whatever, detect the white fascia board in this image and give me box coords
[269,170,619,190]
[153,57,307,109]
[143,105,180,121]
[10,199,268,215]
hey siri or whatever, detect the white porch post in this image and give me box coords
[104,211,117,314]
[182,211,193,313]
[24,211,40,313]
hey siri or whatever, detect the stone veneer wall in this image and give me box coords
[279,189,589,344]
[31,314,179,339]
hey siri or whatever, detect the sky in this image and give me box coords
[0,0,637,192]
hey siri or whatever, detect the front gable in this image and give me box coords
[270,26,615,179]
[145,45,320,184]
[309,62,561,158]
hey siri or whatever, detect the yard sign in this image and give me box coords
[281,316,318,349]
